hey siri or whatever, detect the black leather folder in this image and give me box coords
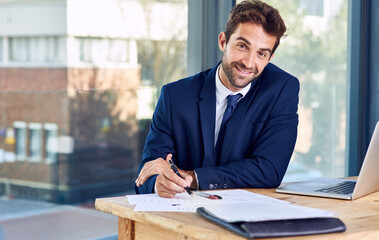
[196,207,346,239]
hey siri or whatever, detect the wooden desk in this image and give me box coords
[95,188,379,240]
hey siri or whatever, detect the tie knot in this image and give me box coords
[227,93,242,108]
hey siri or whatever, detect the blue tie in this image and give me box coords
[213,93,243,163]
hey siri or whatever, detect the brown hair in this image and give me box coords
[224,0,286,55]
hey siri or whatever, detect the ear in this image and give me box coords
[218,32,226,52]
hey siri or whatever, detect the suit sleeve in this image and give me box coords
[195,76,299,189]
[135,85,175,194]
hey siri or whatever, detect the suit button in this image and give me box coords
[209,183,214,189]
[214,183,218,189]
[223,183,227,188]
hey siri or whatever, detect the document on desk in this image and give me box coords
[200,202,335,223]
[127,189,288,212]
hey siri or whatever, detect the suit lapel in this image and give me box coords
[199,65,217,167]
[219,78,261,165]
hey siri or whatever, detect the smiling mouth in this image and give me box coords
[235,65,254,75]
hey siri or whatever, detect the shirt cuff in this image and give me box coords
[194,170,200,190]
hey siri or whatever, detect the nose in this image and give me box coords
[241,53,256,70]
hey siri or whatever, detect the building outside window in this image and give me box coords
[0,1,188,238]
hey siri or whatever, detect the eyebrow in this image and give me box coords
[236,37,272,54]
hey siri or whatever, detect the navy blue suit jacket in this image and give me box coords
[135,63,299,194]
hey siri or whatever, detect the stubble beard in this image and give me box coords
[221,59,259,89]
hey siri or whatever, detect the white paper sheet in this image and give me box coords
[201,202,335,222]
[126,189,289,212]
[133,203,197,212]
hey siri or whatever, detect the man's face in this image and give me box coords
[218,22,277,92]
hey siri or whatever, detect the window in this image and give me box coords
[13,121,27,160]
[262,0,348,181]
[28,123,43,162]
[8,36,65,63]
[0,0,188,239]
[0,37,3,62]
[70,37,136,64]
[44,123,58,164]
[235,0,348,181]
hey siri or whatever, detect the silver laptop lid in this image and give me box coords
[352,121,379,199]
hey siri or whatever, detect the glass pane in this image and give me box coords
[29,127,42,162]
[45,126,58,164]
[254,0,348,181]
[0,37,2,62]
[9,36,65,63]
[9,37,30,62]
[0,0,187,239]
[15,127,27,160]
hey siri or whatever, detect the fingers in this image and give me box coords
[135,158,169,187]
[163,167,188,189]
[136,153,192,198]
[184,174,193,189]
[180,170,197,189]
[156,174,178,198]
[164,153,189,188]
[135,153,175,187]
[166,153,172,162]
[156,168,189,198]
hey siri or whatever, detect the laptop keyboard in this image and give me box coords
[316,181,356,195]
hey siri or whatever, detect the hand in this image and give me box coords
[135,153,195,198]
[180,170,198,190]
[155,165,193,198]
[135,155,171,187]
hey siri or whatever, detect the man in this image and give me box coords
[135,0,299,198]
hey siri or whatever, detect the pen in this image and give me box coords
[193,191,222,200]
[168,159,192,195]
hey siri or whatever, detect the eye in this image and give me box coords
[237,43,247,50]
[258,51,268,58]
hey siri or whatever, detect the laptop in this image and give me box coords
[276,121,379,200]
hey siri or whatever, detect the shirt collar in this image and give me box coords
[215,65,251,104]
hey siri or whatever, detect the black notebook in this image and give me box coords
[197,207,346,239]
